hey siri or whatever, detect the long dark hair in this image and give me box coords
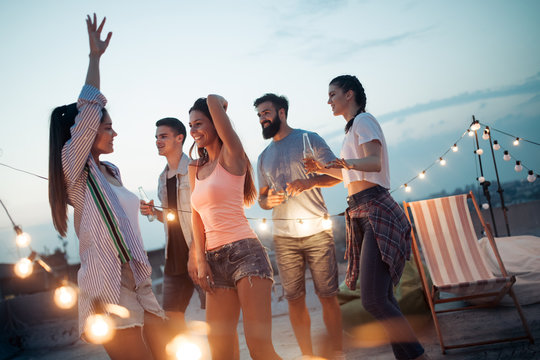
[329,75,367,133]
[48,104,108,236]
[188,98,257,207]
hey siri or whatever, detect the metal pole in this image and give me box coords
[486,126,511,236]
[472,116,498,236]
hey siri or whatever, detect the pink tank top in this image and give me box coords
[191,161,257,250]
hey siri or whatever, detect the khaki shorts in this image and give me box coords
[114,262,166,329]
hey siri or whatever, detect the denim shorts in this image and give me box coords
[274,230,339,300]
[205,238,274,289]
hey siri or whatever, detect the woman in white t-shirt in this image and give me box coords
[304,75,429,360]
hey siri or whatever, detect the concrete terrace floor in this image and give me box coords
[9,263,540,360]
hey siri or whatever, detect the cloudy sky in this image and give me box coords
[1,0,539,263]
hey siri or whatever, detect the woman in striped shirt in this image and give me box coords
[48,14,167,360]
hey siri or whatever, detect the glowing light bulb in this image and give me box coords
[482,203,490,210]
[482,130,490,140]
[259,218,268,231]
[478,176,485,183]
[467,129,474,137]
[515,161,523,172]
[166,211,176,221]
[451,144,458,152]
[166,335,203,360]
[513,138,520,146]
[470,120,481,131]
[439,158,446,166]
[54,284,78,309]
[84,314,115,344]
[14,258,33,278]
[475,148,483,155]
[418,171,426,179]
[15,232,31,248]
[528,170,536,183]
[322,214,332,230]
[493,140,500,150]
[404,184,411,193]
[503,151,511,161]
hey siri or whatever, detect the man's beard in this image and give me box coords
[262,114,281,139]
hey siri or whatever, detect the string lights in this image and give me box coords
[2,117,538,244]
[54,281,78,309]
[392,119,539,194]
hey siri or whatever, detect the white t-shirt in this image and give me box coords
[340,112,390,189]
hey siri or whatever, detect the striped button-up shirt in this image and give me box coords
[62,85,152,336]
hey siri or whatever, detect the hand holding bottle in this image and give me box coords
[138,187,156,222]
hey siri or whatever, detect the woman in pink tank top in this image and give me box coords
[187,96,281,360]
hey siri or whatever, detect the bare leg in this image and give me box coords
[206,288,241,360]
[319,295,343,352]
[237,277,281,360]
[102,326,153,360]
[287,295,313,356]
[165,310,187,337]
[143,312,169,360]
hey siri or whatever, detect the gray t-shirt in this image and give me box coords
[257,128,337,237]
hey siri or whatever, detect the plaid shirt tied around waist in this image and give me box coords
[345,187,412,290]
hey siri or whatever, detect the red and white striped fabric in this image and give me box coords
[408,194,511,296]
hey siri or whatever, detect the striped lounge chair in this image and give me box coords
[403,192,534,353]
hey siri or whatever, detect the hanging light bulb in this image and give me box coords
[528,170,537,183]
[439,157,446,166]
[513,137,520,146]
[166,334,203,360]
[259,218,268,231]
[478,176,485,183]
[475,149,483,155]
[15,227,31,248]
[451,144,458,152]
[482,129,490,140]
[322,214,332,230]
[404,184,411,192]
[514,161,523,172]
[14,257,34,278]
[467,129,474,137]
[84,314,115,344]
[503,151,511,161]
[482,203,490,210]
[493,140,500,150]
[54,282,78,309]
[470,119,481,131]
[418,171,426,179]
[166,211,176,222]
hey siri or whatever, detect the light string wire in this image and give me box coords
[389,130,468,194]
[479,122,540,147]
[2,120,537,223]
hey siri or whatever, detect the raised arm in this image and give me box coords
[62,14,112,184]
[206,95,247,173]
[85,13,112,90]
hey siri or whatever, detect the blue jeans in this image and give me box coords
[349,193,424,359]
